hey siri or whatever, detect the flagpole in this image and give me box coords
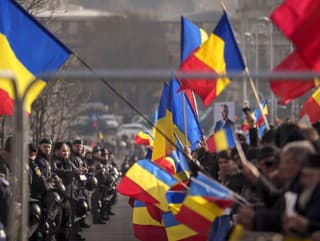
[220,1,270,131]
[182,91,188,146]
[245,67,270,130]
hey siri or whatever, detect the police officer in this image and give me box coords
[35,138,53,184]
[90,146,106,224]
[70,139,90,235]
[52,142,79,241]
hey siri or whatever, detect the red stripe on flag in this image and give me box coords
[178,53,219,106]
[133,224,168,241]
[203,196,234,209]
[300,95,320,124]
[135,135,151,146]
[206,135,217,153]
[175,205,211,237]
[146,203,163,223]
[0,89,14,115]
[117,176,159,204]
[154,157,176,175]
[180,234,207,241]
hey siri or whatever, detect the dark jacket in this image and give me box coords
[51,157,76,200]
[295,184,320,234]
[29,159,51,198]
[253,176,303,232]
[222,171,246,195]
[214,119,234,133]
[35,150,52,181]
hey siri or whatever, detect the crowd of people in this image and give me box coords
[1,110,320,241]
[0,138,121,241]
[183,112,320,241]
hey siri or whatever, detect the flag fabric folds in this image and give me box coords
[300,88,320,124]
[169,136,191,182]
[166,191,186,215]
[178,11,245,106]
[270,51,319,104]
[133,200,168,241]
[135,130,154,147]
[271,0,320,70]
[175,173,234,237]
[0,0,71,114]
[181,17,208,63]
[180,17,208,115]
[117,159,178,211]
[255,99,269,128]
[163,211,205,241]
[206,126,235,153]
[152,79,202,161]
[154,156,177,175]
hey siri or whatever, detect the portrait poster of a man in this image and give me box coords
[214,102,235,133]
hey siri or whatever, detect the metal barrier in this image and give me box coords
[5,69,320,241]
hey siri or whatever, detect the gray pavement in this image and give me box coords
[82,194,138,241]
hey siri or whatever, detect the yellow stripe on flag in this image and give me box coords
[214,130,229,151]
[0,34,46,113]
[126,163,170,211]
[184,195,223,221]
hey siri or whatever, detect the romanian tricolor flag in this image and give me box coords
[0,0,71,114]
[117,159,178,211]
[300,87,320,124]
[178,11,245,106]
[163,212,205,241]
[133,200,168,241]
[255,99,268,127]
[206,126,235,153]
[152,79,202,161]
[135,130,154,147]
[154,156,177,175]
[180,17,208,115]
[175,173,234,238]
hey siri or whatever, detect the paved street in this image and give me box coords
[82,194,138,241]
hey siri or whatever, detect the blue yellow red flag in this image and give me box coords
[0,0,71,114]
[175,173,234,237]
[133,200,168,241]
[180,17,208,115]
[178,11,245,106]
[241,99,268,138]
[152,79,202,160]
[117,159,178,211]
[163,211,205,241]
[206,126,235,153]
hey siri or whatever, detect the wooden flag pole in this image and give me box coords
[220,1,270,131]
[182,91,189,146]
[245,68,271,130]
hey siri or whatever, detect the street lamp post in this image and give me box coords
[258,16,276,124]
[243,32,254,102]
